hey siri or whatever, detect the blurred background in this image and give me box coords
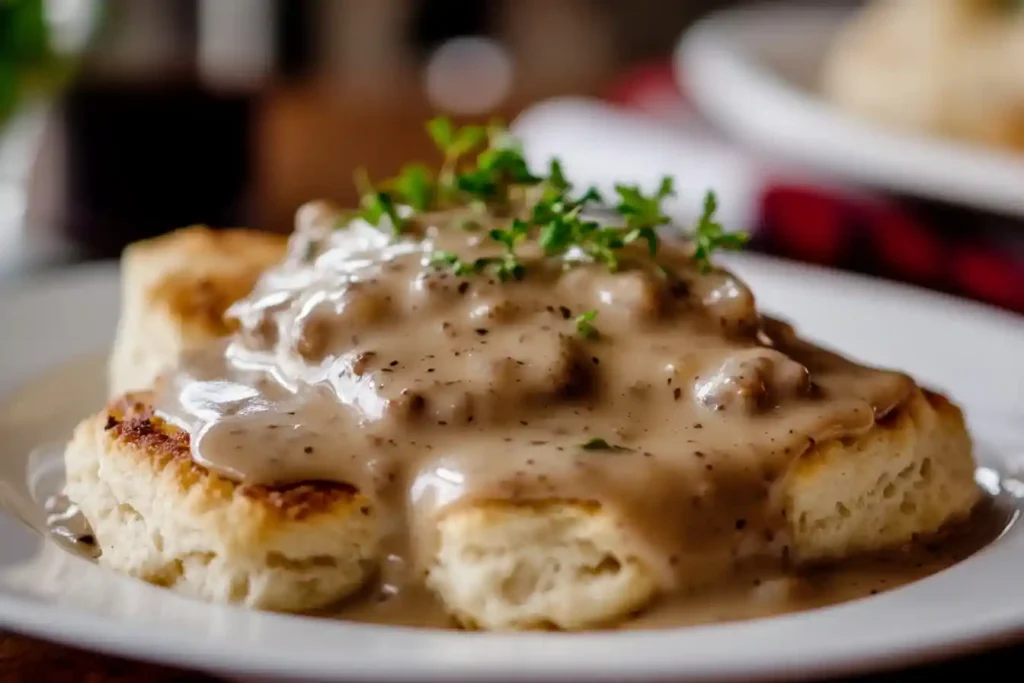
[1,0,1023,313]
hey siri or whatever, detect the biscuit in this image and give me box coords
[426,389,978,629]
[822,0,1024,151]
[64,395,379,611]
[108,226,287,396]
[81,226,981,629]
[785,389,979,563]
[426,501,659,630]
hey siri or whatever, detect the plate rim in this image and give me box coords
[1,583,1023,682]
[0,258,1023,682]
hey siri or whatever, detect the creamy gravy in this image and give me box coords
[147,200,934,607]
[22,197,997,628]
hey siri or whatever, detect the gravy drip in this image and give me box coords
[154,202,916,596]
[331,498,1008,629]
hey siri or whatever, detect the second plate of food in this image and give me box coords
[676,1,1024,219]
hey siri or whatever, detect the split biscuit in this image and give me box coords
[79,226,982,629]
[426,389,979,630]
[64,394,379,611]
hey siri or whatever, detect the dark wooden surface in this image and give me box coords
[0,631,215,682]
[2,627,1021,681]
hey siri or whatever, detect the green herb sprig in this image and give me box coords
[575,310,599,340]
[351,117,747,278]
[692,191,748,273]
[427,117,486,203]
[354,168,404,233]
[387,163,433,211]
[530,175,674,272]
[617,176,675,257]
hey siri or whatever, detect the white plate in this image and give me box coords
[676,3,1024,219]
[0,259,1023,682]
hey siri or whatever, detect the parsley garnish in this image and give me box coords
[428,117,486,203]
[486,219,530,281]
[354,168,404,233]
[535,187,601,257]
[388,163,433,211]
[428,250,522,282]
[692,191,748,273]
[575,310,599,340]
[616,176,675,257]
[428,249,464,272]
[531,178,672,272]
[546,159,571,198]
[349,117,747,278]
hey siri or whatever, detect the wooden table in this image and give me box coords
[0,632,217,682]
[3,627,1022,681]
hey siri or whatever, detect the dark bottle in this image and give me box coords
[55,0,266,261]
[61,78,255,260]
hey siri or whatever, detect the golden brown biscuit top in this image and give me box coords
[131,227,287,337]
[103,393,357,520]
